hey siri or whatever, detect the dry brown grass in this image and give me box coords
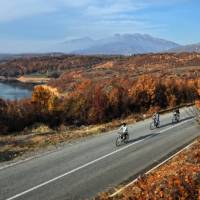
[0,114,139,163]
[17,76,50,84]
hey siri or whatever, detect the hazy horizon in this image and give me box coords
[0,0,199,53]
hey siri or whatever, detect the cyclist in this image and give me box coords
[176,108,180,116]
[119,123,128,139]
[152,112,160,127]
[173,108,180,122]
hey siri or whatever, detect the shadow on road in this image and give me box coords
[158,116,194,129]
[126,133,154,144]
[126,116,194,145]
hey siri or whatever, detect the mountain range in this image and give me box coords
[57,33,181,55]
[55,34,200,55]
[1,34,200,58]
[169,43,200,53]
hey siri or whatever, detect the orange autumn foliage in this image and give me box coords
[1,53,200,133]
[32,85,59,112]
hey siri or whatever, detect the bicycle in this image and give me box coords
[115,132,129,147]
[172,113,180,124]
[150,119,160,130]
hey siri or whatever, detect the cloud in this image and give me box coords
[0,0,186,22]
[0,0,189,48]
[85,0,188,17]
[86,0,145,16]
[53,0,180,39]
[57,0,92,7]
[0,0,57,22]
[0,0,98,22]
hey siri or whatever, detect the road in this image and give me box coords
[0,107,199,200]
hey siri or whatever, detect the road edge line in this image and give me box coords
[110,139,197,197]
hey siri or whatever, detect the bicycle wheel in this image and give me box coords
[150,122,155,130]
[177,115,180,122]
[172,116,178,124]
[124,133,129,143]
[116,136,122,147]
[156,121,160,128]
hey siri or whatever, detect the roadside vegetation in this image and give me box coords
[0,116,139,162]
[97,138,200,200]
[0,75,199,133]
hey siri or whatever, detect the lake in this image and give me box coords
[0,81,33,100]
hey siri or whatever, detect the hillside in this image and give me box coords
[169,43,200,53]
[1,52,200,80]
[49,52,200,92]
[53,37,95,53]
[0,55,112,77]
[72,34,180,55]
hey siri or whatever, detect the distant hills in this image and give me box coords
[70,34,180,55]
[57,34,200,55]
[1,33,200,57]
[169,43,200,53]
[54,37,95,53]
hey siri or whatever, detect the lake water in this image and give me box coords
[0,82,32,100]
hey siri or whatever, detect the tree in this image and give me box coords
[32,85,59,112]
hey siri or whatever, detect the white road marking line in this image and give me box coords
[6,138,147,200]
[110,138,197,197]
[159,118,194,133]
[5,118,195,200]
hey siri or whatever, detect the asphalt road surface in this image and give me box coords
[0,107,199,200]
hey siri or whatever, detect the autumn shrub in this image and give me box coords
[32,85,60,112]
[1,74,200,134]
[195,100,200,109]
[61,75,198,125]
[0,98,37,133]
[31,85,64,128]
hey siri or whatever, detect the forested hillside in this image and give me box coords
[1,53,200,133]
[1,53,200,79]
[0,55,113,77]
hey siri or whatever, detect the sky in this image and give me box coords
[0,0,199,53]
